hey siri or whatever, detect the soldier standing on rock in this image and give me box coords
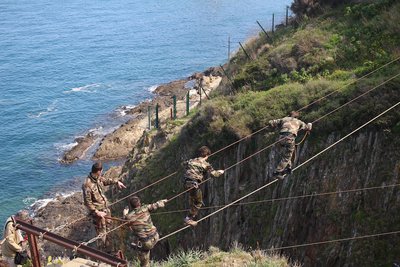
[123,196,167,267]
[182,146,224,227]
[82,162,126,252]
[268,111,312,179]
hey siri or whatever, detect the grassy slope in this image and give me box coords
[135,245,299,267]
[119,0,400,264]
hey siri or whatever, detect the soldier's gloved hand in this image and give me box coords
[192,182,199,189]
[123,206,129,216]
[96,210,107,218]
[157,199,168,208]
[306,123,312,131]
[117,181,126,189]
[217,170,224,176]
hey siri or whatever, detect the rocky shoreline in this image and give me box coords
[28,66,223,258]
[61,67,222,164]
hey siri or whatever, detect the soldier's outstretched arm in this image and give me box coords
[211,169,224,177]
[148,199,168,212]
[268,118,282,129]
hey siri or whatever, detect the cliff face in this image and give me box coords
[144,128,400,266]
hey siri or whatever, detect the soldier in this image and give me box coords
[123,196,167,267]
[82,162,126,251]
[182,146,224,227]
[1,210,29,267]
[269,111,312,179]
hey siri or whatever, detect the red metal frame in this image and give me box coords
[15,218,127,267]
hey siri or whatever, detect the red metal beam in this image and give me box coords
[15,218,127,267]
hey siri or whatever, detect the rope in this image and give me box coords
[158,101,400,241]
[52,60,399,233]
[167,178,212,203]
[152,183,400,215]
[266,230,400,251]
[83,221,131,246]
[295,131,309,146]
[53,216,91,233]
[296,56,400,112]
[292,131,310,164]
[108,171,178,207]
[108,62,400,209]
[312,73,399,124]
[293,101,400,171]
[76,76,400,242]
[162,72,399,205]
[159,179,279,241]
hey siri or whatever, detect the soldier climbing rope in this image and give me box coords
[51,59,399,236]
[80,93,399,245]
[158,101,400,241]
[53,70,400,247]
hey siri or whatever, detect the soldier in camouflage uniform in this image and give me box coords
[123,196,167,267]
[82,162,126,251]
[269,111,312,179]
[182,146,224,227]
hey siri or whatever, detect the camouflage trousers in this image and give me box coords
[275,133,296,173]
[91,208,112,252]
[185,180,203,218]
[136,232,159,267]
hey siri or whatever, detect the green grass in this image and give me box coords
[151,245,298,267]
[113,0,400,263]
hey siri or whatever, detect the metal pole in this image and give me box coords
[15,219,127,267]
[27,233,41,267]
[256,20,272,42]
[147,106,151,129]
[199,83,202,106]
[219,64,235,94]
[272,13,275,33]
[186,91,189,116]
[28,219,41,267]
[172,95,177,120]
[286,6,289,26]
[239,42,252,60]
[155,104,159,129]
[201,85,210,100]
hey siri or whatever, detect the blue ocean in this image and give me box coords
[0,0,292,227]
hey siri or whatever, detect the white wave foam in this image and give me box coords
[23,197,37,206]
[88,126,106,136]
[148,84,158,93]
[30,198,53,211]
[64,83,101,94]
[27,100,58,118]
[55,141,79,152]
[28,192,76,214]
[115,105,136,116]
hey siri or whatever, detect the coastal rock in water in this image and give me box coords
[61,132,98,164]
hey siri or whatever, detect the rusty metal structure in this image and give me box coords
[15,218,127,267]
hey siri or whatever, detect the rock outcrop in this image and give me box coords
[93,75,221,161]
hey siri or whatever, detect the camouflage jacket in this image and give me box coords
[82,173,117,215]
[124,201,164,239]
[269,116,310,136]
[183,157,222,182]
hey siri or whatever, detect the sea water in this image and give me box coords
[0,0,292,229]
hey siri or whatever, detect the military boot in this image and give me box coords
[184,216,198,227]
[272,171,286,180]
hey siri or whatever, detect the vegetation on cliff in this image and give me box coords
[112,0,400,265]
